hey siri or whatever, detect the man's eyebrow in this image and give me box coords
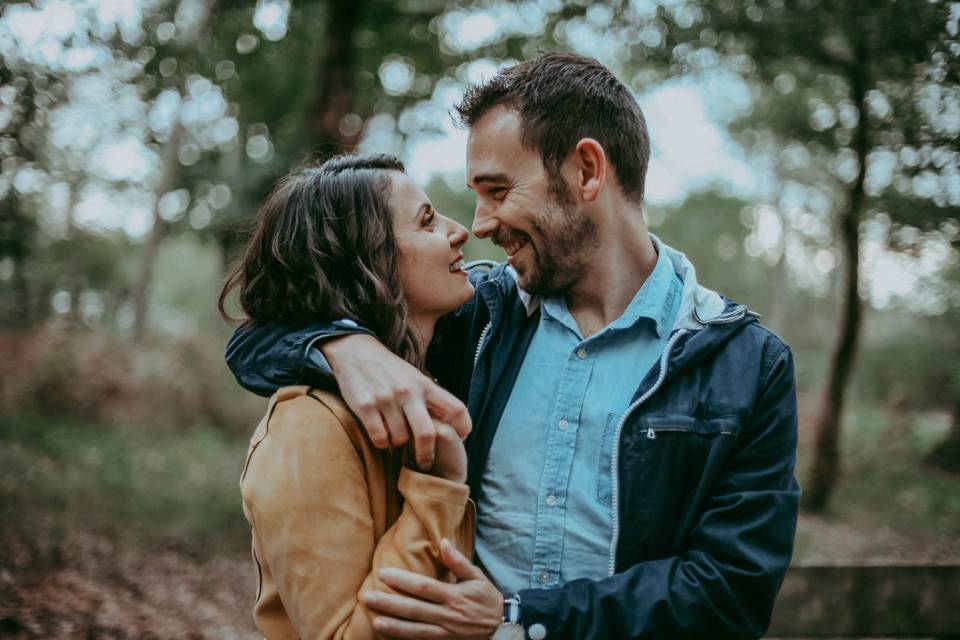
[469,172,510,186]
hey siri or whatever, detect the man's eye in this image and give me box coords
[488,187,507,200]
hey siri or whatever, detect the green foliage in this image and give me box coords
[853,309,959,409]
[793,403,960,561]
[150,234,227,335]
[0,416,251,569]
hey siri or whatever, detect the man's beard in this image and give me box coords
[512,181,596,296]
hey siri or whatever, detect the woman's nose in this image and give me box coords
[447,217,469,248]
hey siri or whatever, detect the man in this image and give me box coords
[226,52,800,639]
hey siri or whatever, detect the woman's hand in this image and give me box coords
[430,421,467,484]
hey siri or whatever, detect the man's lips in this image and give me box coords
[501,237,529,257]
[493,231,530,258]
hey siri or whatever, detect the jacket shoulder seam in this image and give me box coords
[304,390,368,459]
[758,338,790,391]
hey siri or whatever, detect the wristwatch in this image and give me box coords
[491,594,524,640]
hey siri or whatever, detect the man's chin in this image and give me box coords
[515,269,551,296]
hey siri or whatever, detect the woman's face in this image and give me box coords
[389,171,474,320]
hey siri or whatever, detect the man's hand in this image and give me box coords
[362,539,502,639]
[322,334,471,469]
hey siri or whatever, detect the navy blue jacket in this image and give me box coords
[225,245,800,639]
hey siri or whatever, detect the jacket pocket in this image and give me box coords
[619,412,740,554]
[596,412,619,508]
[638,412,739,438]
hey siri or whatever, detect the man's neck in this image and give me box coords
[564,210,658,339]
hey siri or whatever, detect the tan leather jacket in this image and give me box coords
[240,386,476,639]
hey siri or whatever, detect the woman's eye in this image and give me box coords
[423,213,435,227]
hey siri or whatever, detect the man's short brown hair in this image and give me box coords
[455,52,651,205]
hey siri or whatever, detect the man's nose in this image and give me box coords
[472,201,498,239]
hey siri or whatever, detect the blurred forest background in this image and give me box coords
[0,0,958,637]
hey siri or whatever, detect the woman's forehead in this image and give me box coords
[388,172,429,216]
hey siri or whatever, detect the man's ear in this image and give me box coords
[573,138,606,203]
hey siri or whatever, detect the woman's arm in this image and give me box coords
[241,389,475,639]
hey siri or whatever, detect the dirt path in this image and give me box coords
[0,533,258,639]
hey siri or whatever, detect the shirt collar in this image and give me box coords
[541,244,679,339]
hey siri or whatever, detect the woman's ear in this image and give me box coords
[573,138,606,203]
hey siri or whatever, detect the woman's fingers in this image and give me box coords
[431,423,467,483]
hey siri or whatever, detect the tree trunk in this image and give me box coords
[307,0,369,153]
[926,390,960,473]
[0,63,37,328]
[132,120,182,341]
[130,0,217,340]
[803,47,870,512]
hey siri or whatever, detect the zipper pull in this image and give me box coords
[646,427,656,440]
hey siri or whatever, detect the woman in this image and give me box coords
[219,154,476,639]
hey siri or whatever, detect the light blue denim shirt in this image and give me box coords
[475,247,683,594]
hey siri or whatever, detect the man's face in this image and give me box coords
[466,105,596,295]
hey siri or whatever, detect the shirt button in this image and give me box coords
[576,347,587,359]
[339,318,358,327]
[538,570,550,584]
[545,494,557,506]
[528,623,547,640]
[558,418,568,430]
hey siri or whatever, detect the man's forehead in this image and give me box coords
[468,105,523,146]
[466,107,533,180]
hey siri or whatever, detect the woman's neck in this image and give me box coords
[407,313,438,362]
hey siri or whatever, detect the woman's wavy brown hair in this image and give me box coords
[218,153,423,366]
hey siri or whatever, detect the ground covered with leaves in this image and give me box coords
[0,418,258,639]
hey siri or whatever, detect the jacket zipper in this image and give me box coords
[644,426,737,439]
[473,322,492,369]
[466,322,493,412]
[606,303,752,574]
[607,328,687,575]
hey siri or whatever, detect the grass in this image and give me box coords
[793,404,960,563]
[0,415,251,570]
